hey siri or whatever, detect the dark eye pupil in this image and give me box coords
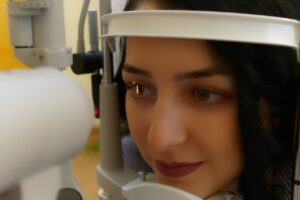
[136,84,145,96]
[195,91,210,101]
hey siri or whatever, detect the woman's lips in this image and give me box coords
[155,160,204,178]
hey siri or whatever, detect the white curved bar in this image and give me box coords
[101,10,300,61]
[122,178,202,200]
[0,67,94,192]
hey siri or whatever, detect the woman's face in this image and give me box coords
[122,37,244,198]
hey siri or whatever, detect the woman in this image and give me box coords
[116,0,300,199]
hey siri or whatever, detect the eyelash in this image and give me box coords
[189,88,224,105]
[125,81,225,104]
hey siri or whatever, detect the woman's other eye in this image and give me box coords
[126,81,155,99]
[191,89,224,104]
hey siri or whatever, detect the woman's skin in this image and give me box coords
[122,36,244,199]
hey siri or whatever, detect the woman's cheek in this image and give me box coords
[126,97,148,144]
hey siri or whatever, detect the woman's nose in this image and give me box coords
[147,99,187,153]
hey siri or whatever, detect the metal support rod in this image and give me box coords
[77,0,91,53]
[100,84,123,169]
[102,40,114,84]
[88,10,99,52]
[100,0,112,16]
[98,0,123,169]
[97,2,134,199]
[100,0,113,84]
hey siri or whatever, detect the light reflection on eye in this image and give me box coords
[126,81,154,98]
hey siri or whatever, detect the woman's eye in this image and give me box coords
[126,81,154,98]
[191,89,223,104]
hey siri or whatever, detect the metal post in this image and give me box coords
[100,0,113,84]
[99,0,123,170]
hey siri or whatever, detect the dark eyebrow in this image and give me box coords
[123,64,152,78]
[122,63,230,80]
[175,66,231,81]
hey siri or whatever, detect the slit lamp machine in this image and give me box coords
[0,0,299,199]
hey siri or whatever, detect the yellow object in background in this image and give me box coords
[0,0,27,70]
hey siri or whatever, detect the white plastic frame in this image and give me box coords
[99,10,300,200]
[101,10,300,62]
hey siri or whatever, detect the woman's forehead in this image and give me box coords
[125,37,227,75]
[134,0,160,10]
[126,37,215,59]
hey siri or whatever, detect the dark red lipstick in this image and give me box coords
[155,160,204,178]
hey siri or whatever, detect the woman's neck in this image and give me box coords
[206,180,242,200]
[221,179,239,194]
[206,191,243,200]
